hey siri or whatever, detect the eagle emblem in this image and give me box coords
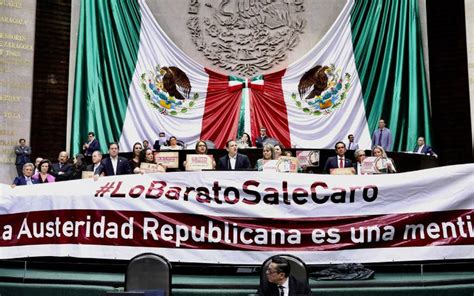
[140,65,199,116]
[292,64,351,116]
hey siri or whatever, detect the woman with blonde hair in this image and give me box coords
[255,143,275,171]
[372,145,397,173]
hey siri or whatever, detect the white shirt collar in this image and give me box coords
[279,277,289,296]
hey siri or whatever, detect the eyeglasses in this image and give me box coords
[266,269,279,274]
[197,144,206,147]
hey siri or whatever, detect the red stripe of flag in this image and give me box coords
[249,69,291,148]
[200,68,243,148]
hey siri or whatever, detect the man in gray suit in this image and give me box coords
[14,138,31,177]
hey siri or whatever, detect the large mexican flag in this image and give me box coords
[71,0,431,153]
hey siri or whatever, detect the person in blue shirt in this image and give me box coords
[371,119,392,152]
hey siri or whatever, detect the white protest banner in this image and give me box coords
[0,164,473,264]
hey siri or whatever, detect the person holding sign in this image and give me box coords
[184,140,216,170]
[372,145,397,173]
[134,148,166,174]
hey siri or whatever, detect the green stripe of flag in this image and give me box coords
[71,0,142,155]
[351,0,432,151]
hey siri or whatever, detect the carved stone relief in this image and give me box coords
[187,0,306,77]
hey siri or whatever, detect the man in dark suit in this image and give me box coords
[413,137,437,157]
[14,138,31,177]
[101,142,131,176]
[257,256,312,296]
[86,150,104,176]
[323,141,353,174]
[51,151,74,181]
[255,127,268,148]
[82,131,100,157]
[217,140,251,170]
[12,163,38,186]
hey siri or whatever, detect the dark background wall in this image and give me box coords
[426,0,473,165]
[30,0,473,165]
[31,0,71,162]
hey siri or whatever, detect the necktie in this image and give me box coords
[378,129,383,146]
[348,142,351,150]
[339,157,343,168]
[278,285,284,296]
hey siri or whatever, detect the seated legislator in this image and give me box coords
[128,142,143,172]
[372,145,396,173]
[12,163,38,186]
[353,149,366,175]
[32,159,55,183]
[51,151,74,182]
[160,136,183,151]
[71,154,87,180]
[217,140,251,170]
[273,143,285,159]
[33,157,43,175]
[133,148,166,174]
[323,141,353,174]
[102,142,131,176]
[413,136,437,157]
[237,132,253,149]
[255,143,275,171]
[85,150,104,177]
[256,256,312,296]
[153,131,167,150]
[183,140,216,169]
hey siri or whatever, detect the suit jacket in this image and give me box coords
[372,128,392,152]
[102,156,131,176]
[255,136,268,148]
[51,162,73,181]
[256,275,312,296]
[14,145,31,165]
[413,144,434,155]
[86,163,104,175]
[217,153,251,170]
[84,139,100,156]
[12,176,39,186]
[323,156,353,174]
[347,142,359,150]
[353,162,362,175]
